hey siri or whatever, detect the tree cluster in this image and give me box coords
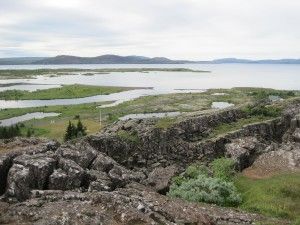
[64,119,87,141]
[0,125,21,139]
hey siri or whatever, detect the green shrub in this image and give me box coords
[117,130,140,144]
[211,157,236,181]
[250,90,295,100]
[243,105,281,118]
[168,174,241,207]
[185,163,210,179]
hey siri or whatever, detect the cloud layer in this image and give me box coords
[0,0,299,59]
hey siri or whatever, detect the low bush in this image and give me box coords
[211,157,236,181]
[168,174,241,207]
[117,130,140,144]
[168,162,241,207]
[250,90,295,100]
[243,105,282,118]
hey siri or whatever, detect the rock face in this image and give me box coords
[225,137,268,170]
[145,165,178,194]
[1,103,300,224]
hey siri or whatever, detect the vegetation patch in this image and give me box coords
[155,117,177,129]
[0,84,136,100]
[242,104,282,118]
[249,89,296,100]
[234,173,300,222]
[0,68,207,79]
[168,158,241,207]
[117,130,140,144]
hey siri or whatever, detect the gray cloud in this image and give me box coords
[0,0,299,59]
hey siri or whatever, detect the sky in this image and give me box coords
[0,0,299,60]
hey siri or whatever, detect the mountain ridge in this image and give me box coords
[0,55,299,65]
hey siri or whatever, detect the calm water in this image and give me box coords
[119,112,181,121]
[0,64,299,109]
[211,102,235,109]
[0,112,60,126]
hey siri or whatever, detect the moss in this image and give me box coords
[155,117,177,129]
[117,130,140,144]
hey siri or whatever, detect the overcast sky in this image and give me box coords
[0,0,299,60]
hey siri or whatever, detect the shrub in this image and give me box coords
[243,105,281,118]
[185,163,210,179]
[250,90,295,100]
[211,157,236,181]
[117,130,140,144]
[168,174,241,207]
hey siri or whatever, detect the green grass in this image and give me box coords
[0,84,136,100]
[0,88,297,141]
[207,116,275,139]
[234,173,300,222]
[116,130,140,144]
[155,117,177,129]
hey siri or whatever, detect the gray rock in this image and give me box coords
[292,128,300,142]
[56,142,97,169]
[13,153,56,190]
[48,158,85,190]
[5,164,31,201]
[225,137,267,170]
[146,165,178,194]
[88,170,113,191]
[91,153,117,172]
[0,155,13,195]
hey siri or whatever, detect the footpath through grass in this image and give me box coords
[0,84,136,100]
[234,173,300,224]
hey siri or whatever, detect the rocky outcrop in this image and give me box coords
[0,182,272,225]
[1,103,300,224]
[145,165,178,194]
[225,137,268,170]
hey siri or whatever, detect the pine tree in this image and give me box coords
[76,119,87,137]
[64,121,74,141]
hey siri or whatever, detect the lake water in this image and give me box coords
[119,112,181,121]
[211,102,235,109]
[0,112,60,126]
[0,64,299,109]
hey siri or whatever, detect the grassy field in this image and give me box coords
[0,84,138,100]
[234,173,300,224]
[0,68,208,79]
[0,88,298,141]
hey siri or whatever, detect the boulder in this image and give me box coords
[91,153,117,172]
[13,153,56,190]
[48,158,85,190]
[225,137,267,170]
[88,170,113,192]
[292,128,300,142]
[5,164,31,201]
[146,165,178,194]
[0,155,13,195]
[108,165,145,188]
[56,142,97,169]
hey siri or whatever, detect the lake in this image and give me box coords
[0,64,299,109]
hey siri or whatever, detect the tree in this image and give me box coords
[64,121,75,141]
[76,119,87,137]
[64,119,87,141]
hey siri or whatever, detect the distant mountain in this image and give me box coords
[0,55,299,65]
[211,58,300,64]
[33,55,193,65]
[0,57,47,65]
